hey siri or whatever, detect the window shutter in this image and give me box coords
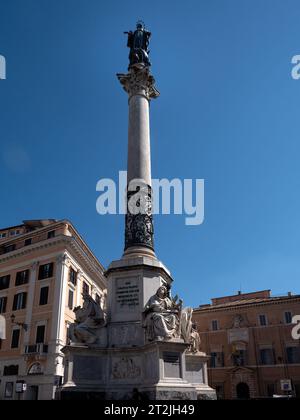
[39,287,49,306]
[68,290,74,310]
[36,325,45,344]
[12,294,18,311]
[11,329,20,348]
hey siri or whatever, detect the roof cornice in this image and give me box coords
[194,296,300,314]
[0,235,107,289]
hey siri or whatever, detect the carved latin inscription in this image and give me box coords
[116,277,140,312]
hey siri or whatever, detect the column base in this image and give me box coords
[123,245,156,259]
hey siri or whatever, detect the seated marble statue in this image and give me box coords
[69,293,106,345]
[142,286,181,341]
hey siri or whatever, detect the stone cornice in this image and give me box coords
[66,236,106,289]
[200,323,296,334]
[0,219,105,273]
[105,262,172,283]
[194,297,300,314]
[0,235,107,289]
[208,364,300,371]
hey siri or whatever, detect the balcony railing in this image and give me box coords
[24,344,48,355]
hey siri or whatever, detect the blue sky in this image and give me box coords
[1,0,300,307]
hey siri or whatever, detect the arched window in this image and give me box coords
[28,363,43,375]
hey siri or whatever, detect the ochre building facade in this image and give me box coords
[0,219,107,400]
[193,290,300,399]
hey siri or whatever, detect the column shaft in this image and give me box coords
[127,94,151,186]
[117,66,159,257]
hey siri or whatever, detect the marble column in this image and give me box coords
[117,65,159,258]
[50,253,68,350]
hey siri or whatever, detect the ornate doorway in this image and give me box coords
[236,382,250,399]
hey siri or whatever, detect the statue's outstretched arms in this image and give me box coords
[145,31,151,49]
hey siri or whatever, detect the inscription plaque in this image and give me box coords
[73,355,103,380]
[228,328,249,343]
[163,352,181,378]
[116,277,139,312]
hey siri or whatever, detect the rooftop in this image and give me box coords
[0,219,58,233]
[195,290,300,311]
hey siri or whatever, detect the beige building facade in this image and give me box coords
[0,220,107,400]
[193,290,300,399]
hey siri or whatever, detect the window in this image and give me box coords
[0,275,10,290]
[39,287,49,306]
[0,296,7,314]
[0,232,7,239]
[212,320,219,331]
[210,352,224,368]
[4,382,14,398]
[215,385,225,400]
[10,230,20,236]
[68,289,74,310]
[286,346,300,364]
[232,349,247,366]
[12,292,27,311]
[38,263,54,280]
[24,238,32,246]
[15,270,29,286]
[284,311,293,324]
[211,352,217,368]
[95,294,101,305]
[4,244,16,254]
[69,268,77,286]
[11,329,20,348]
[3,365,19,376]
[36,325,45,344]
[82,282,89,296]
[260,348,275,365]
[259,315,268,326]
[47,230,55,239]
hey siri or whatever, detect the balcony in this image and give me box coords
[24,343,48,356]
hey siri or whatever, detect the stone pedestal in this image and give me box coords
[106,256,172,347]
[61,341,214,400]
[60,254,216,400]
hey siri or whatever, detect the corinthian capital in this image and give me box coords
[117,65,160,100]
[56,253,69,266]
